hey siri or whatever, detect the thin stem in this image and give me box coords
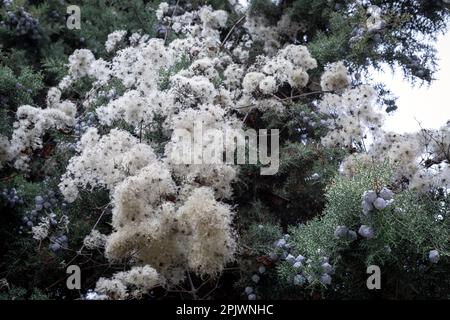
[220,14,247,50]
[164,0,181,44]
[187,272,198,299]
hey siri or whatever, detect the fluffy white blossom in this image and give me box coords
[114,265,163,297]
[320,61,350,91]
[83,229,107,249]
[177,187,236,276]
[243,72,265,94]
[59,129,157,202]
[320,85,382,149]
[199,6,228,29]
[32,219,50,241]
[105,30,127,53]
[366,5,386,32]
[7,101,76,170]
[156,2,169,20]
[259,76,277,94]
[68,49,96,79]
[95,277,128,300]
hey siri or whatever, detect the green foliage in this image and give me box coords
[0,171,112,299]
[158,55,191,90]
[0,285,27,300]
[306,12,353,69]
[272,162,450,299]
[244,222,283,255]
[288,162,393,257]
[237,104,346,230]
[0,62,44,110]
[249,0,282,24]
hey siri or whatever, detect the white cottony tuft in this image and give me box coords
[245,286,253,295]
[258,266,266,274]
[429,250,440,264]
[296,254,305,262]
[293,261,302,269]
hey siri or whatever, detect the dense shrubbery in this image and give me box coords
[0,0,449,300]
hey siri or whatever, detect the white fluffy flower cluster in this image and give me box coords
[366,5,386,32]
[319,84,383,148]
[31,212,69,242]
[61,129,237,285]
[105,30,127,53]
[320,61,351,92]
[243,13,307,55]
[58,48,112,89]
[165,103,241,199]
[94,265,162,300]
[56,5,246,294]
[341,122,450,193]
[31,219,50,241]
[4,87,76,170]
[105,181,236,284]
[199,6,228,29]
[83,229,107,249]
[59,128,156,202]
[235,44,316,114]
[242,45,316,95]
[155,2,169,20]
[96,90,171,128]
[67,49,96,78]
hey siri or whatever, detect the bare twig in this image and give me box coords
[187,272,198,299]
[242,107,255,125]
[273,90,330,102]
[164,0,181,44]
[201,279,219,300]
[64,204,110,268]
[220,14,247,50]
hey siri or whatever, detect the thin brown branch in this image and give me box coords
[220,14,247,50]
[164,0,181,44]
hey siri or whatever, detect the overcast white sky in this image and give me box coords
[374,31,450,133]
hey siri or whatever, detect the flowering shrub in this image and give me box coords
[0,0,449,300]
